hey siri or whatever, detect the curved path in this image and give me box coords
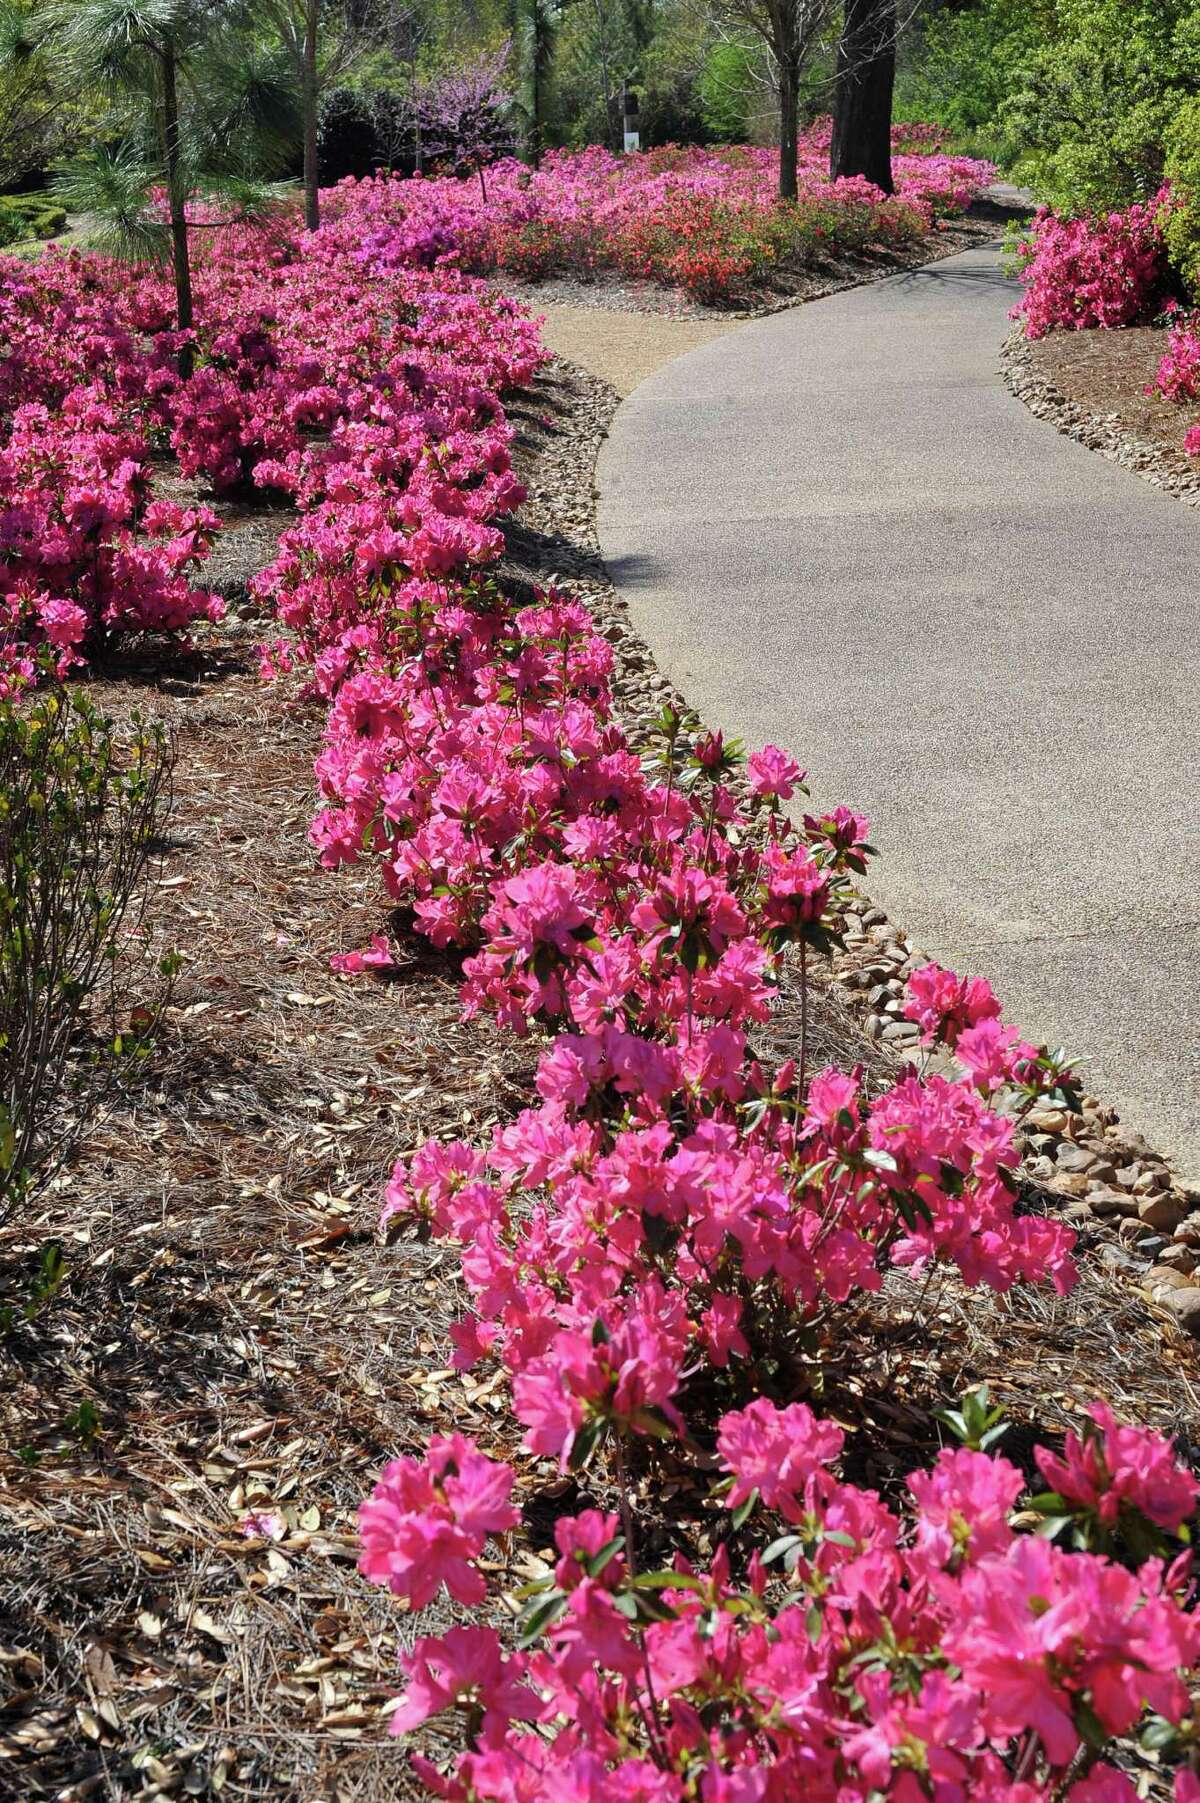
[597,241,1200,1181]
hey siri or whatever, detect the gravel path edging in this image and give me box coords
[1000,329,1200,510]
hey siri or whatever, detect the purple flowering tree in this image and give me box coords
[409,45,516,202]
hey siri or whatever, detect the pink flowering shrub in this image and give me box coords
[1149,319,1200,403]
[1144,312,1200,458]
[0,183,543,688]
[201,177,1199,1798]
[359,1411,1199,1797]
[1012,194,1169,338]
[323,122,994,305]
[30,165,1181,1793]
[0,384,222,688]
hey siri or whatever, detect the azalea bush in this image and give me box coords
[1146,310,1200,456]
[1011,194,1169,338]
[126,175,1193,1798]
[324,121,994,306]
[360,1406,1200,1800]
[0,184,542,690]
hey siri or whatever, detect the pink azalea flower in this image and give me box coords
[389,1626,536,1742]
[358,1434,517,1608]
[1035,1402,1199,1533]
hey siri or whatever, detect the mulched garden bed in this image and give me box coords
[3,340,1199,1803]
[1003,323,1200,505]
[501,208,1005,323]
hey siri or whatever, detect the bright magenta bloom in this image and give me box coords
[358,1434,517,1608]
[1035,1402,1200,1532]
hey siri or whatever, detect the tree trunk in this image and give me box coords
[161,45,194,379]
[303,0,320,229]
[778,57,798,202]
[830,0,896,194]
[530,7,542,168]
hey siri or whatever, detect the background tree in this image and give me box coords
[513,0,559,164]
[696,36,758,140]
[0,0,81,185]
[38,0,296,377]
[258,0,373,228]
[407,42,515,197]
[830,0,895,190]
[700,0,839,197]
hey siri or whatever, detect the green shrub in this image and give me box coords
[697,43,756,144]
[1165,95,1200,297]
[0,192,67,246]
[899,0,1200,212]
[0,691,176,1223]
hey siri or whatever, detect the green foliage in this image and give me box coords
[32,2,296,276]
[1001,0,1200,211]
[0,1238,66,1336]
[936,1383,1010,1454]
[0,0,103,184]
[0,689,175,1226]
[0,188,65,242]
[901,0,1200,211]
[894,0,1045,157]
[697,41,756,143]
[1164,94,1200,296]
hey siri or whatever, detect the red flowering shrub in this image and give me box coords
[349,123,993,305]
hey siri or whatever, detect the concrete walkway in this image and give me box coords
[597,241,1200,1180]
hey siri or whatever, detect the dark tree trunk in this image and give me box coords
[161,45,194,379]
[830,0,896,194]
[303,0,320,229]
[777,56,799,201]
[524,0,544,167]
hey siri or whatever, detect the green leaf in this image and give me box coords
[567,1417,604,1472]
[516,1591,568,1647]
[762,1533,802,1565]
[585,1535,625,1579]
[1139,1715,1179,1752]
[1027,1490,1071,1515]
[1073,1698,1109,1752]
[630,1569,704,1591]
[731,1487,759,1530]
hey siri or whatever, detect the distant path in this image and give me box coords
[534,305,733,398]
[597,240,1200,1180]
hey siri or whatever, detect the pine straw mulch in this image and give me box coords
[1,355,1198,1803]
